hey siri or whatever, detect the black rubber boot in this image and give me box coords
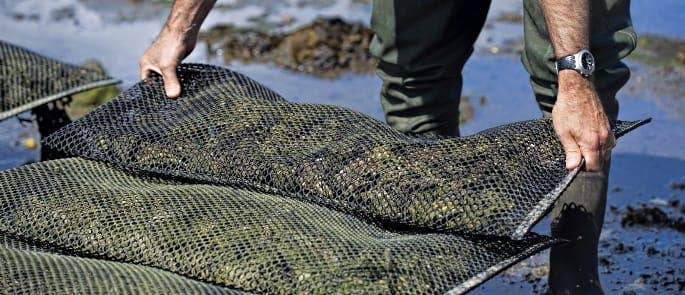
[548,164,609,295]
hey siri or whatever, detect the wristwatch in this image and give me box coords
[555,49,595,77]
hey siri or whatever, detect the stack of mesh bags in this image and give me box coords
[0,59,648,293]
[0,41,119,121]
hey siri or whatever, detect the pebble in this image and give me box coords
[23,138,37,150]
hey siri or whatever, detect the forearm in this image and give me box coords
[539,0,593,94]
[539,0,589,59]
[164,0,216,35]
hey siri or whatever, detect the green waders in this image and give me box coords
[370,0,637,294]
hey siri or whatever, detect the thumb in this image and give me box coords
[161,66,182,99]
[559,134,582,170]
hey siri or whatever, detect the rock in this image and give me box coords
[200,17,376,79]
[281,14,295,25]
[23,138,37,150]
[621,204,685,233]
[494,11,523,24]
[478,96,488,106]
[528,264,549,280]
[670,179,685,191]
[650,198,670,207]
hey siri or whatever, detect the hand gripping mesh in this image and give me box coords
[0,158,559,294]
[0,40,120,121]
[44,64,650,239]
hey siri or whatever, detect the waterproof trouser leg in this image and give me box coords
[370,0,491,137]
[522,0,636,294]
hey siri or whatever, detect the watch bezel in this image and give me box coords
[576,49,595,77]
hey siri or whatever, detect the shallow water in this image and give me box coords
[0,0,683,293]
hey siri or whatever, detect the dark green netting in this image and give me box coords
[1,158,559,294]
[0,40,119,121]
[44,64,650,239]
[0,60,649,293]
[0,235,247,294]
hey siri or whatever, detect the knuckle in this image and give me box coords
[589,134,601,145]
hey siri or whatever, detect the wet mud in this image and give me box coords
[201,17,376,78]
[598,233,685,294]
[492,196,685,294]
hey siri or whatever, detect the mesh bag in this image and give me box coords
[0,235,246,294]
[44,64,650,239]
[0,40,119,121]
[1,158,559,294]
[2,63,649,293]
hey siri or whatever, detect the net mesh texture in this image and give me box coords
[0,40,119,121]
[0,234,246,294]
[1,158,559,294]
[44,64,649,239]
[0,61,649,294]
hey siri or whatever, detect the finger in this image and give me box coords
[139,61,159,80]
[140,67,155,80]
[595,127,614,169]
[581,145,601,172]
[161,66,182,99]
[599,133,616,169]
[558,134,583,170]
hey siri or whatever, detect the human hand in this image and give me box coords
[552,71,615,172]
[139,26,198,99]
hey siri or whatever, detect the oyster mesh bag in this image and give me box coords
[0,40,119,121]
[1,158,558,294]
[0,234,246,294]
[0,63,648,293]
[44,64,649,239]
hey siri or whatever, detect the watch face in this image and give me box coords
[581,51,595,72]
